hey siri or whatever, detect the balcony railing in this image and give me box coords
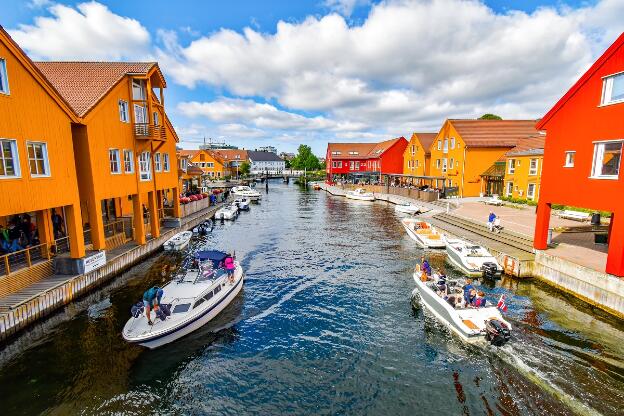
[0,243,51,277]
[134,123,166,140]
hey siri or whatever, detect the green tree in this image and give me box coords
[291,144,321,171]
[239,162,250,176]
[284,159,291,169]
[479,113,502,120]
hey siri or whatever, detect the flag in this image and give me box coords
[497,295,508,312]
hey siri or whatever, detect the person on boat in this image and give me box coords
[462,279,475,305]
[487,211,496,232]
[143,286,164,325]
[223,254,236,284]
[472,291,487,308]
[421,256,432,276]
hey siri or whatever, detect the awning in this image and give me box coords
[479,163,505,178]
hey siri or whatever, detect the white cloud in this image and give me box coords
[323,0,371,16]
[9,1,150,60]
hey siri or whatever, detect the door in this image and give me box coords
[134,105,148,135]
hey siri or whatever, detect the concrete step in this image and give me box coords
[430,200,460,210]
[432,212,534,253]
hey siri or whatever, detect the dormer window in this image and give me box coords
[348,151,359,155]
[331,151,341,155]
[601,72,624,105]
[0,58,9,95]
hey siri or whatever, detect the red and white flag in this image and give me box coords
[497,295,508,312]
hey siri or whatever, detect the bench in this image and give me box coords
[559,210,590,221]
[483,195,503,206]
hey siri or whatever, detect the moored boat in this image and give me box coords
[345,188,375,201]
[163,231,193,251]
[394,202,423,215]
[192,219,213,236]
[122,250,244,349]
[231,186,261,201]
[215,204,238,220]
[400,218,446,248]
[412,272,512,345]
[445,238,503,277]
[233,198,250,211]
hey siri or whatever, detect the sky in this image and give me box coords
[2,0,622,155]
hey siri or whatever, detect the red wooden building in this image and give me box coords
[535,32,624,277]
[325,137,408,182]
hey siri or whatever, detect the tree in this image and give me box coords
[479,113,502,120]
[290,144,321,171]
[239,162,250,176]
[284,159,291,169]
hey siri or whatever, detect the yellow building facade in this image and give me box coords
[402,133,435,177]
[503,149,544,201]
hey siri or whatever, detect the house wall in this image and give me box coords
[429,121,466,190]
[503,155,543,200]
[379,138,407,174]
[402,134,428,176]
[463,148,510,197]
[188,150,225,179]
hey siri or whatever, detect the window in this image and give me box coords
[437,140,441,150]
[331,151,341,155]
[0,139,20,177]
[27,142,50,176]
[508,159,516,174]
[450,158,454,169]
[529,159,538,175]
[450,137,455,149]
[163,153,170,172]
[601,73,624,105]
[109,149,120,174]
[118,100,129,122]
[411,145,415,155]
[355,161,360,170]
[506,181,513,196]
[415,160,419,168]
[214,285,222,295]
[139,151,151,181]
[153,111,159,126]
[442,158,447,173]
[172,303,191,314]
[180,158,188,171]
[443,138,448,153]
[154,152,162,172]
[527,183,536,200]
[436,159,440,169]
[132,79,146,100]
[332,161,342,168]
[591,141,622,178]
[123,150,134,173]
[193,298,205,309]
[564,151,575,167]
[348,151,359,155]
[350,161,354,170]
[0,58,9,94]
[206,162,214,168]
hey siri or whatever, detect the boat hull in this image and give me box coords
[445,241,502,277]
[345,193,375,201]
[395,205,420,214]
[401,219,446,248]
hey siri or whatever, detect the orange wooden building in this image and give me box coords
[403,132,436,177]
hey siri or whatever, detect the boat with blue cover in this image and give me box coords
[122,250,244,349]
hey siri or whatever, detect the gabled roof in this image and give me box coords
[505,134,546,157]
[537,32,624,130]
[214,149,249,161]
[327,137,405,159]
[411,132,437,155]
[247,151,284,162]
[449,119,541,148]
[34,61,163,117]
[0,26,79,122]
[179,150,199,158]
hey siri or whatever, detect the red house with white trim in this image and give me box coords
[535,32,624,277]
[325,137,408,182]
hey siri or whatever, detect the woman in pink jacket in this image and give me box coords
[224,254,236,284]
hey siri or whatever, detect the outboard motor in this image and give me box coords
[481,262,501,280]
[485,319,511,346]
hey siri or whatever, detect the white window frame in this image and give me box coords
[0,58,9,95]
[436,159,441,169]
[443,138,448,153]
[527,183,536,200]
[109,149,121,174]
[564,151,575,168]
[506,181,513,197]
[437,140,441,151]
[163,153,170,172]
[442,158,447,173]
[508,159,516,174]
[450,137,455,149]
[132,79,146,101]
[118,100,129,123]
[154,152,162,172]
[450,157,454,169]
[153,111,159,126]
[26,141,51,177]
[0,139,20,178]
[411,145,415,155]
[415,160,419,168]
[139,151,152,181]
[590,140,622,179]
[529,158,538,176]
[601,72,624,106]
[123,149,134,173]
[206,162,214,168]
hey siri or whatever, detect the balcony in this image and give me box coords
[134,123,166,140]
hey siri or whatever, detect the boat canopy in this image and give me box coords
[196,250,228,267]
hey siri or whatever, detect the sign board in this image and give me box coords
[82,251,107,274]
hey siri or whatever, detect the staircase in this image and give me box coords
[429,200,460,210]
[432,212,535,254]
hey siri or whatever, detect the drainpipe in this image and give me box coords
[460,146,467,198]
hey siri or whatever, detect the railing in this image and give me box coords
[133,123,166,140]
[55,236,70,255]
[0,243,51,277]
[103,219,125,238]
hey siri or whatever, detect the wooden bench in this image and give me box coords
[559,210,591,221]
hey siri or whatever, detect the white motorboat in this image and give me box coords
[193,219,213,236]
[215,204,239,220]
[394,202,424,215]
[233,197,250,211]
[412,273,512,345]
[345,188,375,201]
[445,238,503,277]
[163,231,193,251]
[400,218,446,248]
[123,250,244,349]
[231,186,261,201]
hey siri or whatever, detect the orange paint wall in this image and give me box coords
[402,134,428,176]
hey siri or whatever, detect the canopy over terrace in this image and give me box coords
[479,162,505,196]
[382,173,448,188]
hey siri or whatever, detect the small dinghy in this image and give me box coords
[412,272,512,346]
[163,231,193,251]
[445,238,503,277]
[122,250,244,349]
[215,204,239,220]
[394,202,423,215]
[345,188,375,201]
[401,218,446,248]
[193,219,213,236]
[233,198,250,211]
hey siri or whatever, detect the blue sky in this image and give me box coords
[3,0,619,155]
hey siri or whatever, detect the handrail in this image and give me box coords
[0,242,51,277]
[133,123,166,140]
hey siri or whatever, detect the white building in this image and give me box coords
[248,151,286,174]
[257,145,277,153]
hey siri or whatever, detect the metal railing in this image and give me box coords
[133,123,166,140]
[0,243,51,276]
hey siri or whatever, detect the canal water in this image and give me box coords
[1,183,623,415]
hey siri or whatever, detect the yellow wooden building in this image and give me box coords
[402,132,436,177]
[179,149,227,183]
[503,137,545,201]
